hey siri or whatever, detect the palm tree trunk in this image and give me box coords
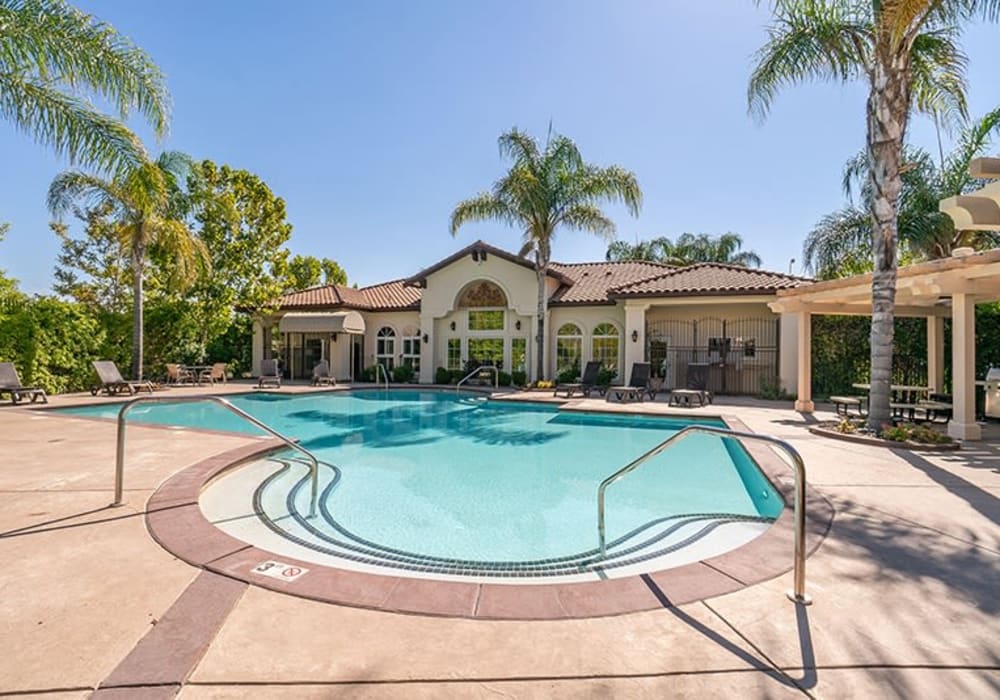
[865,53,910,431]
[535,262,547,382]
[131,244,145,381]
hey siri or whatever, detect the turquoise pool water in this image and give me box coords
[60,390,782,563]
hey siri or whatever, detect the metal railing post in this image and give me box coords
[597,425,812,605]
[456,365,499,391]
[112,395,320,518]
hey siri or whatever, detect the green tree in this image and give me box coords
[748,0,999,429]
[805,107,1000,278]
[0,0,170,174]
[451,127,641,379]
[47,151,206,379]
[185,160,292,357]
[51,204,131,311]
[606,232,762,267]
[283,254,348,291]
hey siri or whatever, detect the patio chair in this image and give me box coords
[606,362,653,403]
[311,360,336,386]
[668,363,713,408]
[257,359,281,389]
[0,362,48,405]
[199,362,228,385]
[91,360,154,396]
[165,363,195,385]
[554,360,602,398]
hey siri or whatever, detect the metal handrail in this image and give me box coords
[113,395,319,518]
[373,363,390,390]
[597,425,812,605]
[456,365,499,391]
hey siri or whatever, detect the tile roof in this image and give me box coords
[404,239,574,287]
[610,262,812,297]
[548,261,674,304]
[274,245,811,311]
[276,279,420,311]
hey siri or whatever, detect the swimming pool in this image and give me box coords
[62,390,784,583]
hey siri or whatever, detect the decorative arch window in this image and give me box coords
[401,325,421,373]
[376,327,396,370]
[591,323,621,378]
[555,323,583,378]
[458,280,507,331]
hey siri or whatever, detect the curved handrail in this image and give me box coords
[113,395,319,518]
[456,365,499,391]
[373,363,390,390]
[597,425,811,605]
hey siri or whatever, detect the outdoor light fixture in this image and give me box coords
[631,330,639,342]
[515,320,521,330]
[450,321,456,331]
[422,333,429,344]
[331,333,338,342]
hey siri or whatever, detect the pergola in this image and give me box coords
[769,158,1000,441]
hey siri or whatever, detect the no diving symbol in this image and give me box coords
[252,560,308,582]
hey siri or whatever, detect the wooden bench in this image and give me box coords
[829,395,866,416]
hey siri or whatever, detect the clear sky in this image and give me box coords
[2,1,999,293]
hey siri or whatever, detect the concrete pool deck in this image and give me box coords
[1,382,997,698]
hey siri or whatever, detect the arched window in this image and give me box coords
[376,327,396,370]
[555,323,583,378]
[592,323,621,379]
[458,280,506,331]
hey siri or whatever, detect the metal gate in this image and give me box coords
[646,317,780,396]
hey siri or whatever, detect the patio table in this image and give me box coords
[852,383,932,404]
[182,365,214,385]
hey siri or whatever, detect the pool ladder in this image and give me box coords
[597,425,812,605]
[111,395,321,518]
[373,363,390,390]
[456,365,499,391]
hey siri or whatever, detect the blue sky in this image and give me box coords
[2,1,999,293]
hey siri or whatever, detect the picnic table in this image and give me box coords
[852,383,932,403]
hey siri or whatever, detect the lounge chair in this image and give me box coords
[199,362,227,385]
[607,362,653,403]
[257,359,281,389]
[668,363,713,407]
[91,360,154,396]
[311,360,336,386]
[0,362,48,404]
[166,363,195,385]
[554,360,602,398]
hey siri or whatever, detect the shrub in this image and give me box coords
[435,367,451,385]
[498,371,512,386]
[835,418,858,434]
[361,365,377,382]
[878,422,952,444]
[511,370,526,387]
[392,364,414,383]
[557,366,579,384]
[596,367,617,387]
[758,375,792,401]
[450,369,466,384]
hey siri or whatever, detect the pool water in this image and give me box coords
[61,390,782,570]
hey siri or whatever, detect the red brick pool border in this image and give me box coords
[145,415,834,620]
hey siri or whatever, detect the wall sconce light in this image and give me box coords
[331,333,338,342]
[631,330,639,343]
[515,320,521,330]
[450,321,456,331]
[422,333,429,344]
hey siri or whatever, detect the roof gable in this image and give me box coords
[403,240,573,287]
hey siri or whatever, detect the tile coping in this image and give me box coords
[142,400,835,620]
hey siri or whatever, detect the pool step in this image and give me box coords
[252,458,773,579]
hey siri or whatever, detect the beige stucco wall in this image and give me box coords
[360,311,422,372]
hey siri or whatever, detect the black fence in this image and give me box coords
[646,317,780,396]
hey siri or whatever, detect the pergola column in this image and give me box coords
[927,316,945,393]
[794,310,814,412]
[624,303,648,377]
[948,293,981,441]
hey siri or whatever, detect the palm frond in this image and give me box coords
[0,71,147,174]
[748,0,871,120]
[47,169,122,219]
[909,28,969,131]
[560,204,616,240]
[0,0,170,136]
[497,128,540,166]
[575,165,642,216]
[803,206,873,278]
[449,192,516,235]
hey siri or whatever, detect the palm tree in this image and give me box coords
[805,107,1000,278]
[1,0,169,174]
[48,152,206,379]
[606,232,762,267]
[748,0,999,429]
[451,128,641,380]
